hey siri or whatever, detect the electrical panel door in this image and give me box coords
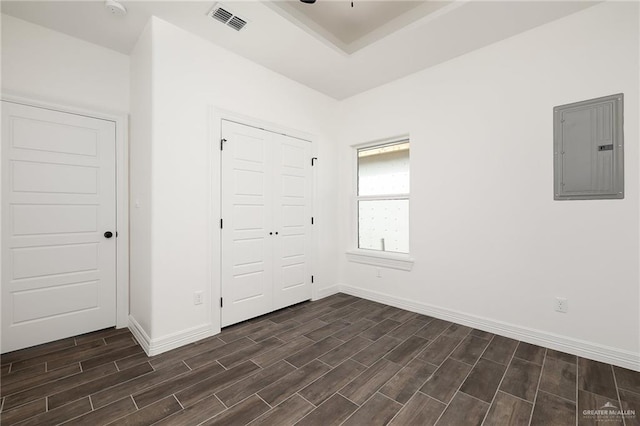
[554,94,623,200]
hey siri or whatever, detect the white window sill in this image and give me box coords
[346,250,414,271]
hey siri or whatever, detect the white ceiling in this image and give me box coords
[266,1,452,54]
[1,0,599,100]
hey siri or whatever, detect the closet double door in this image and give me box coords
[221,120,313,327]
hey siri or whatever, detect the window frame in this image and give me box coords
[347,137,414,271]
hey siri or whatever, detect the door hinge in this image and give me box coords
[220,138,227,151]
[311,275,314,284]
[311,157,318,166]
[220,297,223,308]
[220,218,223,229]
[311,217,314,225]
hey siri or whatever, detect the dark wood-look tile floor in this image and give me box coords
[1,293,638,425]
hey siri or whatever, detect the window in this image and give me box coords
[357,140,410,254]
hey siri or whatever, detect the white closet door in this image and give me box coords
[221,121,313,327]
[272,134,312,310]
[2,102,117,352]
[221,121,274,327]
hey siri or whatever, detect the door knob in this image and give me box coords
[104,231,113,239]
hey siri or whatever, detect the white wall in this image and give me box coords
[1,14,129,113]
[129,17,339,349]
[129,21,154,337]
[337,2,639,365]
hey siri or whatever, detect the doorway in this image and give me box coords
[1,100,126,352]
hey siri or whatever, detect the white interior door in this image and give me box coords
[221,121,274,327]
[221,121,312,327]
[272,134,312,310]
[2,101,117,353]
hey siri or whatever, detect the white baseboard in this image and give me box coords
[314,285,340,300]
[338,284,640,372]
[128,315,216,356]
[127,285,342,356]
[127,316,151,354]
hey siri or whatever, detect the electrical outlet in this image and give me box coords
[555,297,568,313]
[194,291,203,305]
[376,268,382,278]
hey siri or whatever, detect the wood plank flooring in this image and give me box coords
[1,293,638,425]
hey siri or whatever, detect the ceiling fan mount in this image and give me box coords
[299,0,354,6]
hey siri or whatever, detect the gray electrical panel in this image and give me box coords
[554,94,624,200]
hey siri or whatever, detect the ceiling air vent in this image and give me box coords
[211,7,232,24]
[209,4,248,31]
[227,16,247,31]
